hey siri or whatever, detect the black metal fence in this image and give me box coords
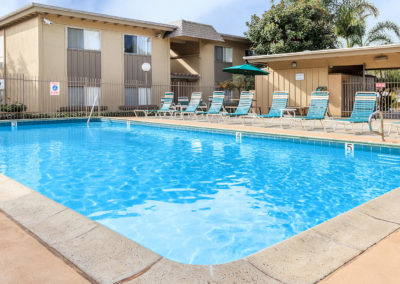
[342,75,400,119]
[0,74,219,120]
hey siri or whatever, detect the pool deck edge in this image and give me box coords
[1,173,400,284]
[110,117,400,148]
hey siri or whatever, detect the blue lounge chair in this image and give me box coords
[197,91,225,120]
[134,92,175,117]
[254,91,289,126]
[174,92,202,119]
[259,91,289,118]
[330,92,377,133]
[223,91,255,119]
[283,91,330,130]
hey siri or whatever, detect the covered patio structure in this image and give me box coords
[245,44,400,118]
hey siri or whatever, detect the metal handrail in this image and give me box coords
[369,110,385,141]
[87,94,99,126]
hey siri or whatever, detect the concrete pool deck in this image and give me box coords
[1,118,400,283]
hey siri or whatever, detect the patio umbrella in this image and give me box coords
[223,63,269,75]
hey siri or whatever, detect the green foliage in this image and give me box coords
[349,21,400,47]
[245,0,337,54]
[333,0,379,47]
[0,102,27,112]
[217,75,255,93]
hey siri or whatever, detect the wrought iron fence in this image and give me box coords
[342,75,400,119]
[0,74,219,120]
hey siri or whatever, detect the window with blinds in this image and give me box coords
[215,46,233,63]
[124,35,151,55]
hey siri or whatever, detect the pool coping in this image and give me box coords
[110,117,400,149]
[1,119,400,283]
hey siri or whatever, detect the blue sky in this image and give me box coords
[1,0,399,40]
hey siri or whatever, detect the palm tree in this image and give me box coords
[333,0,378,47]
[349,21,400,47]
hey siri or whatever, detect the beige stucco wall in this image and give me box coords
[5,17,39,76]
[35,14,171,111]
[151,36,171,105]
[198,40,215,99]
[3,17,40,111]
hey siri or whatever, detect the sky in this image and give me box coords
[0,0,399,39]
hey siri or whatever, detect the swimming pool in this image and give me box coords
[0,119,399,265]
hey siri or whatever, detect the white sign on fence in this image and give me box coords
[50,82,60,96]
[0,79,4,90]
[295,73,305,81]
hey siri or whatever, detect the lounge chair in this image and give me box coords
[253,91,289,126]
[196,91,225,120]
[176,96,189,111]
[282,91,330,130]
[221,91,255,124]
[224,91,255,116]
[329,92,377,133]
[174,92,202,119]
[134,92,175,117]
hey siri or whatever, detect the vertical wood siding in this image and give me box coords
[67,49,101,79]
[255,67,328,114]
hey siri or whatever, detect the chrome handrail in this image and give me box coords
[87,94,99,126]
[369,110,385,141]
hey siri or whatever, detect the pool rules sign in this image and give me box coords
[50,82,60,96]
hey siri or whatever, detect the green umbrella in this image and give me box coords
[223,63,269,75]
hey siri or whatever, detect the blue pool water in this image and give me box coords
[0,120,399,264]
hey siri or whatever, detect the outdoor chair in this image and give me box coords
[134,92,175,117]
[281,91,330,130]
[328,92,377,134]
[196,91,225,121]
[252,91,289,126]
[174,92,203,119]
[222,91,255,124]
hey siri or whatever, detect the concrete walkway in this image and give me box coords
[0,211,90,284]
[320,229,400,284]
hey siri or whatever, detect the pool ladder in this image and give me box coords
[87,94,99,126]
[368,110,384,141]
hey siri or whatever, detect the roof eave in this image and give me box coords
[245,44,400,63]
[0,3,176,31]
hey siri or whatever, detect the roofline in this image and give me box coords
[0,3,177,31]
[245,43,400,63]
[220,33,250,43]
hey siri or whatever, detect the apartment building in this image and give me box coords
[0,3,250,113]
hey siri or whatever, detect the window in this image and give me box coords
[124,87,151,106]
[0,35,4,68]
[138,88,151,105]
[85,87,100,106]
[124,87,138,106]
[215,46,232,63]
[68,86,85,106]
[124,35,151,55]
[68,86,100,106]
[245,49,255,57]
[67,28,100,51]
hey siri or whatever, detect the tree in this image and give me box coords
[333,0,379,47]
[349,21,400,47]
[245,0,337,55]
